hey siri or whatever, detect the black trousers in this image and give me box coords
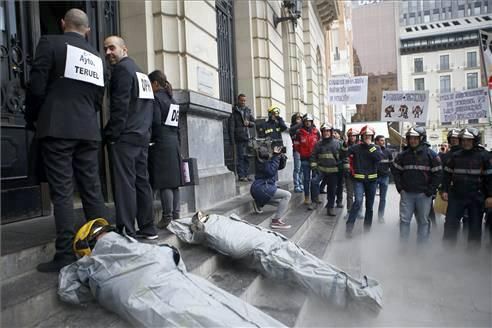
[41,138,106,259]
[336,170,344,205]
[109,142,156,236]
[443,192,484,243]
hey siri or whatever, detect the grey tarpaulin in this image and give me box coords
[58,232,285,327]
[168,214,383,312]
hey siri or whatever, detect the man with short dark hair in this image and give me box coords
[104,35,157,240]
[25,8,107,272]
[230,94,255,181]
[375,135,392,223]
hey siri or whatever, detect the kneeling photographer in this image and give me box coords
[250,144,292,230]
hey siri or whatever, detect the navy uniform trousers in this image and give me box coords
[109,141,156,236]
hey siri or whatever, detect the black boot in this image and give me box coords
[37,255,76,273]
[157,215,172,229]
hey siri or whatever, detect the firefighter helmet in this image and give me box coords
[360,125,376,136]
[302,113,314,122]
[267,105,280,116]
[347,127,360,136]
[406,126,427,143]
[320,123,333,132]
[447,128,460,143]
[459,127,481,145]
[73,218,114,258]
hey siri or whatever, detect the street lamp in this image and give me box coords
[273,0,303,28]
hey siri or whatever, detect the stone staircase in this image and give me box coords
[1,181,343,327]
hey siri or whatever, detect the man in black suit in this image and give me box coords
[25,8,107,272]
[103,36,158,240]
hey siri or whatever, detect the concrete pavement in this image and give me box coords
[296,184,492,327]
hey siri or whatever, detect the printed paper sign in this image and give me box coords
[480,30,492,90]
[440,87,489,123]
[381,91,429,123]
[164,104,180,127]
[64,44,104,86]
[327,76,368,104]
[136,72,154,99]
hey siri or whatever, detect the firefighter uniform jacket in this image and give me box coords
[441,147,492,197]
[310,137,340,174]
[257,117,288,144]
[439,145,460,169]
[348,143,383,181]
[377,146,393,177]
[391,145,442,195]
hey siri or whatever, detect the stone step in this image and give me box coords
[237,205,343,327]
[0,180,290,281]
[1,182,296,327]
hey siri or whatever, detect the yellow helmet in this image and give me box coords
[73,218,113,258]
[267,105,280,116]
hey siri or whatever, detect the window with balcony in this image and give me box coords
[414,78,425,91]
[467,73,478,89]
[467,51,477,68]
[440,75,451,93]
[414,58,423,73]
[440,55,449,70]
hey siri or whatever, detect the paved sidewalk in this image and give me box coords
[297,184,492,327]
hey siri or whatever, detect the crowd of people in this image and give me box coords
[232,98,492,246]
[25,8,491,273]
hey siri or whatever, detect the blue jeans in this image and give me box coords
[301,160,313,198]
[311,172,337,208]
[292,151,303,190]
[399,191,432,242]
[346,179,377,227]
[236,142,249,178]
[376,175,389,219]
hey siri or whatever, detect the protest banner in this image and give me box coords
[327,76,368,104]
[479,30,492,91]
[439,87,489,123]
[381,91,429,123]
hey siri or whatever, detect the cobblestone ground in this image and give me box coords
[298,184,492,327]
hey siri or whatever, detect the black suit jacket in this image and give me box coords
[25,32,105,141]
[104,57,153,146]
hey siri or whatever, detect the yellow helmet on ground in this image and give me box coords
[267,105,280,116]
[73,218,113,258]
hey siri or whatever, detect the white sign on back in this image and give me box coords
[381,91,429,123]
[136,72,154,99]
[164,104,180,127]
[64,44,104,86]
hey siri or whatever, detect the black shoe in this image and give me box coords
[157,216,172,229]
[37,257,75,273]
[135,231,159,240]
[336,203,343,208]
[327,208,336,216]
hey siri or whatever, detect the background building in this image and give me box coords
[351,0,400,125]
[325,0,355,129]
[399,0,492,148]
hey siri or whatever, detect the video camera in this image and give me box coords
[247,138,287,159]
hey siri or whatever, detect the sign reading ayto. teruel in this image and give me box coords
[327,76,368,105]
[440,87,489,123]
[381,91,429,123]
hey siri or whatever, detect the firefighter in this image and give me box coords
[374,135,393,223]
[440,128,461,167]
[392,127,442,243]
[309,123,340,215]
[441,128,492,245]
[257,105,288,148]
[296,114,321,204]
[342,127,360,212]
[345,125,383,236]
